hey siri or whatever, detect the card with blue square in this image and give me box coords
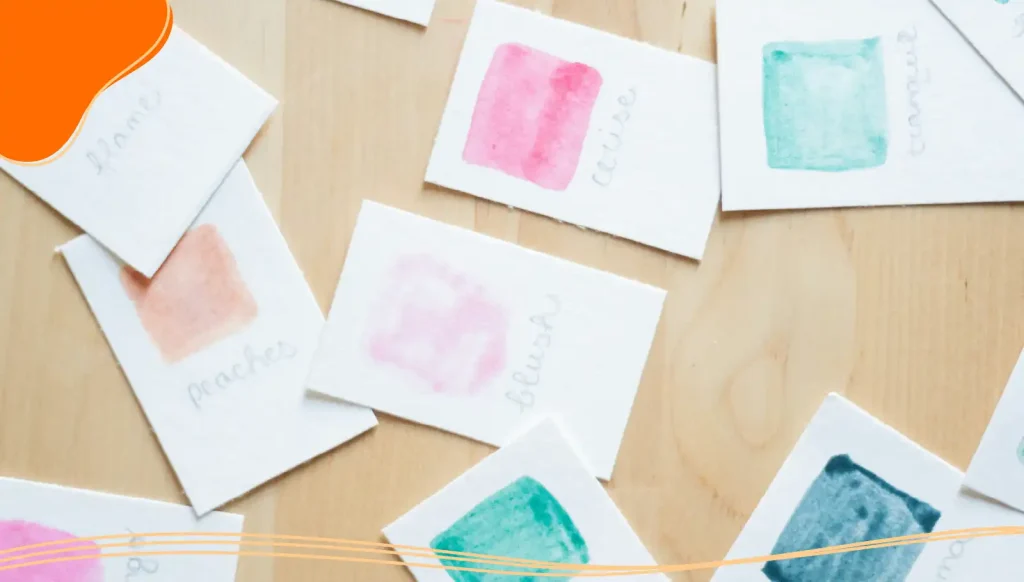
[762,38,890,172]
[762,454,940,582]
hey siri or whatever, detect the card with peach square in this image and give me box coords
[60,161,378,516]
[0,476,243,582]
[305,200,666,481]
[425,0,721,261]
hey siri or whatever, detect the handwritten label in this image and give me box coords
[86,88,162,175]
[124,528,159,581]
[592,88,637,187]
[506,294,561,412]
[898,27,928,156]
[187,341,298,410]
[1014,13,1024,38]
[932,538,972,581]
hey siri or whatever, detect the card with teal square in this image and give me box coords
[762,37,889,172]
[430,475,589,582]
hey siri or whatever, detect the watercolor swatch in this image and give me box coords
[121,224,258,364]
[384,418,668,582]
[427,0,721,260]
[763,455,939,581]
[0,26,276,277]
[306,200,665,481]
[716,0,1024,211]
[0,476,242,582]
[710,393,962,582]
[431,476,589,581]
[463,43,603,191]
[762,38,888,172]
[62,162,376,515]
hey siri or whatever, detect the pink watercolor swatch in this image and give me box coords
[0,520,103,582]
[366,254,509,396]
[462,43,603,191]
[121,223,258,364]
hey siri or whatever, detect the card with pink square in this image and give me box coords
[425,0,721,261]
[306,200,666,481]
[60,162,377,516]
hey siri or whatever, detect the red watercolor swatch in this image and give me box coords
[121,224,258,364]
[366,254,508,396]
[0,520,103,582]
[462,43,603,191]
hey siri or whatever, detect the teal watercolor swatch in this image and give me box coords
[430,476,589,582]
[762,38,889,172]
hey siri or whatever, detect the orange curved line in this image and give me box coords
[0,526,1020,576]
[2,1,174,166]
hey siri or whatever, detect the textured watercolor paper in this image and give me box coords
[710,393,963,582]
[716,0,1024,211]
[306,201,665,481]
[383,418,668,582]
[906,489,1024,582]
[0,476,242,582]
[330,0,435,26]
[426,0,721,260]
[962,348,1024,513]
[0,26,276,277]
[61,162,377,516]
[930,0,1024,102]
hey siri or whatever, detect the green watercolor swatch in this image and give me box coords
[430,476,589,582]
[762,38,889,172]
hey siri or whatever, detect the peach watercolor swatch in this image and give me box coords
[462,43,602,191]
[0,520,103,582]
[366,253,509,396]
[121,223,257,364]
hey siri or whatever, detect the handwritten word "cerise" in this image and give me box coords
[592,88,637,187]
[86,88,162,175]
[506,294,561,412]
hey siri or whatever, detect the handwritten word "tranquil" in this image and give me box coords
[933,537,972,581]
[86,88,162,175]
[592,88,637,187]
[898,27,928,156]
[506,294,561,413]
[187,341,298,410]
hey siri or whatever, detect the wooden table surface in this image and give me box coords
[1,0,1022,580]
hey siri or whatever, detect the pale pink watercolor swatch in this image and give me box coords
[463,43,603,191]
[366,254,508,396]
[121,223,258,364]
[0,520,103,582]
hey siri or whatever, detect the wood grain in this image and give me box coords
[0,0,1021,580]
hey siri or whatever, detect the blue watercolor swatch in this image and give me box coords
[762,454,941,582]
[762,38,889,172]
[430,476,589,582]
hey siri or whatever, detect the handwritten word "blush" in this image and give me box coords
[898,27,928,156]
[506,294,561,412]
[187,341,298,409]
[87,88,162,175]
[592,88,637,187]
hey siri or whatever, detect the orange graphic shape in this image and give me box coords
[121,224,258,364]
[0,0,173,164]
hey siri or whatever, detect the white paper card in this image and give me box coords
[383,418,667,581]
[963,348,1024,513]
[906,489,1024,582]
[61,162,378,516]
[425,0,721,260]
[0,476,243,582]
[930,0,1024,102]
[0,26,277,277]
[306,201,665,481]
[331,0,435,26]
[710,393,963,582]
[716,0,1024,211]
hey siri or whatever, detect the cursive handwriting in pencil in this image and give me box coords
[592,88,637,187]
